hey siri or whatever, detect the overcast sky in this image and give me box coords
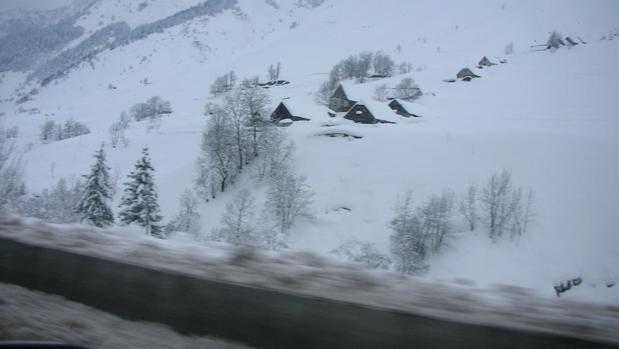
[0,0,73,12]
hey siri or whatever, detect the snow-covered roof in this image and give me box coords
[354,99,401,123]
[338,81,372,101]
[273,98,334,122]
[391,99,429,117]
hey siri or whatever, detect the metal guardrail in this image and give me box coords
[0,237,615,349]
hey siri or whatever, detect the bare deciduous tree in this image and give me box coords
[373,83,389,102]
[209,71,237,96]
[266,165,314,235]
[238,78,271,159]
[395,77,422,101]
[166,189,201,237]
[480,169,534,241]
[459,184,479,231]
[109,112,131,148]
[267,62,282,81]
[256,127,295,181]
[420,190,455,254]
[389,192,428,275]
[198,105,236,193]
[212,189,257,245]
[331,240,392,270]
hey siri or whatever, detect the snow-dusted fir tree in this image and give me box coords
[118,147,163,237]
[75,145,114,227]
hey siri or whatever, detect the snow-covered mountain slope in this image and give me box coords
[0,0,617,304]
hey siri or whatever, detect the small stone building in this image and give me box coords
[344,103,378,124]
[270,102,310,122]
[478,56,496,67]
[456,68,480,80]
[329,84,357,112]
[388,99,421,118]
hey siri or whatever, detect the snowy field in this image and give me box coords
[0,0,617,323]
[0,282,249,349]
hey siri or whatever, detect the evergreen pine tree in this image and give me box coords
[75,144,115,227]
[118,147,163,237]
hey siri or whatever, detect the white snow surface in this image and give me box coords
[0,214,618,345]
[0,0,617,313]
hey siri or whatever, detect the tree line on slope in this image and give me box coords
[333,170,534,274]
[3,116,535,272]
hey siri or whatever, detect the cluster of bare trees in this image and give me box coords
[165,189,201,237]
[390,170,535,275]
[109,96,173,146]
[373,77,423,102]
[209,71,237,96]
[195,79,272,199]
[109,112,132,148]
[40,119,90,143]
[460,169,535,242]
[196,82,314,249]
[204,123,313,250]
[266,62,282,81]
[130,96,173,132]
[13,178,83,224]
[331,240,392,270]
[390,191,455,274]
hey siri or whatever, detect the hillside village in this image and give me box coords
[0,0,617,309]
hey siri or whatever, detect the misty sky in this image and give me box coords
[0,0,72,11]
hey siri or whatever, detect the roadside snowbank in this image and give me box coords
[0,283,249,349]
[1,213,617,345]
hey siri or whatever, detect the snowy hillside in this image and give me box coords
[1,0,618,307]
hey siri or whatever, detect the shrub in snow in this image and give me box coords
[331,240,392,270]
[39,119,90,143]
[166,189,201,237]
[209,71,237,96]
[118,147,164,238]
[13,178,82,224]
[130,96,172,122]
[39,120,56,143]
[75,145,115,228]
[373,83,389,102]
[315,81,333,106]
[295,0,325,8]
[373,50,395,77]
[109,112,131,148]
[398,62,413,74]
[395,77,422,101]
